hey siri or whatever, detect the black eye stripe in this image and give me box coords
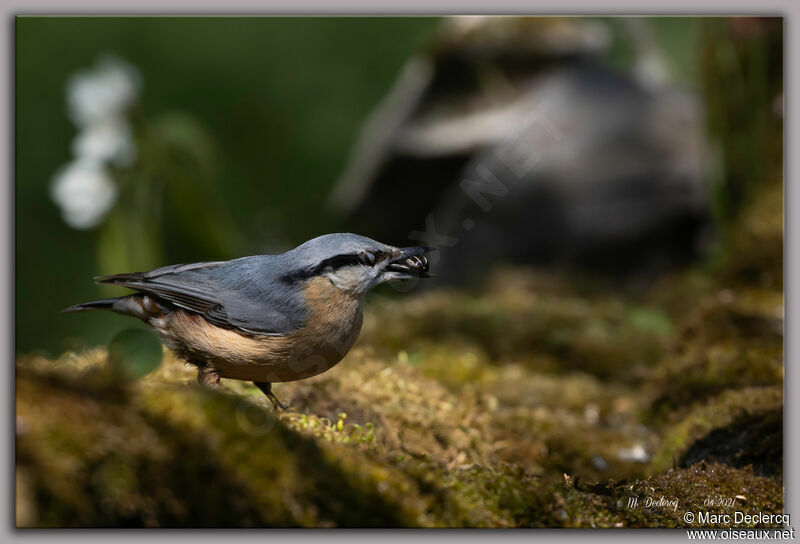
[280,252,381,284]
[318,254,363,271]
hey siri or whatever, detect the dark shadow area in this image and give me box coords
[679,409,783,478]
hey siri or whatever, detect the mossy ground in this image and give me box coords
[16,182,784,528]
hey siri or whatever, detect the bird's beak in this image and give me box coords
[384,246,436,278]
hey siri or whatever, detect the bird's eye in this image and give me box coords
[359,251,375,265]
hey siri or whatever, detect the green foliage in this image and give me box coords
[98,110,245,296]
[700,18,783,225]
[626,307,673,336]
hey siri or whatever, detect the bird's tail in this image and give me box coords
[63,297,125,313]
[64,295,165,322]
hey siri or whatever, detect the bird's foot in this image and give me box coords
[253,381,287,412]
[197,365,221,389]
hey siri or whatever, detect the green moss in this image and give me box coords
[646,290,783,418]
[17,361,422,527]
[649,386,782,474]
[570,461,783,528]
[714,182,783,290]
[363,282,669,381]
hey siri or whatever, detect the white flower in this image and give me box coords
[66,55,141,128]
[53,54,142,229]
[50,159,118,229]
[72,116,136,167]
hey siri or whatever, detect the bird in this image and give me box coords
[65,233,434,410]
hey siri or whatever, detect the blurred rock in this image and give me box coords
[329,17,711,284]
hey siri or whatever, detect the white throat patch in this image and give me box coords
[324,265,376,294]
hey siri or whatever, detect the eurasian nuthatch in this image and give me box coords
[66,233,434,410]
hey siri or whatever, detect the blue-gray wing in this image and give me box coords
[95,257,306,335]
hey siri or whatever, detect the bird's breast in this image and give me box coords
[160,276,364,382]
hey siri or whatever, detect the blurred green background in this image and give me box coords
[17,17,441,353]
[16,17,771,355]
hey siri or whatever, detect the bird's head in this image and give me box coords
[284,233,435,295]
